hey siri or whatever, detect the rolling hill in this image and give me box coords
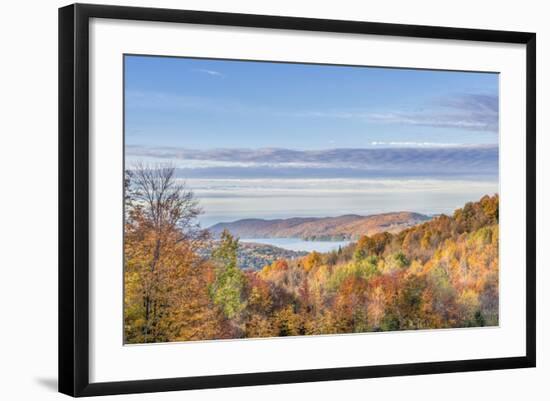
[237,242,307,270]
[208,212,430,240]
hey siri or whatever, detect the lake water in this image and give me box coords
[240,237,351,253]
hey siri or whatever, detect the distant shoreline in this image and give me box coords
[208,211,431,242]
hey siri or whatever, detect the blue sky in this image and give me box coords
[124,55,499,226]
[125,55,498,149]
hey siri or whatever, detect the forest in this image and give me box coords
[124,166,499,343]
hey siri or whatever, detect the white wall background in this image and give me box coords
[0,0,546,399]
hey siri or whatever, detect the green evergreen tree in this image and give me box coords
[210,230,246,319]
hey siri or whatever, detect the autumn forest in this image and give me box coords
[124,166,499,344]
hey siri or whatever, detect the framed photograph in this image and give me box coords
[59,3,536,397]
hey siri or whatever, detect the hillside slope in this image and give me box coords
[238,242,307,271]
[209,212,430,240]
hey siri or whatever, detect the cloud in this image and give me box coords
[370,141,462,148]
[367,93,498,132]
[438,93,498,114]
[367,111,496,131]
[286,110,368,119]
[188,177,499,227]
[126,145,498,180]
[125,90,247,114]
[287,93,499,133]
[126,88,497,134]
[194,68,224,77]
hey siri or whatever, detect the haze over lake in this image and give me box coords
[193,177,497,227]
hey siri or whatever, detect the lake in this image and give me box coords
[240,237,351,253]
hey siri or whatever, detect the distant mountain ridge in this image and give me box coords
[209,212,430,240]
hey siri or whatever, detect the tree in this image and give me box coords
[332,275,369,333]
[273,305,301,336]
[354,232,391,261]
[210,230,247,323]
[124,164,215,343]
[354,235,374,261]
[125,189,499,342]
[303,251,321,272]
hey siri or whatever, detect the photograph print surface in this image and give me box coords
[123,55,499,344]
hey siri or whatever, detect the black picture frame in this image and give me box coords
[59,3,536,397]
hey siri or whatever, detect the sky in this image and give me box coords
[125,55,499,227]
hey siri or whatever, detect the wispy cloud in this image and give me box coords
[126,145,498,180]
[187,177,499,227]
[286,110,369,119]
[125,90,246,114]
[367,93,498,132]
[367,111,496,132]
[127,145,498,164]
[438,93,498,114]
[126,89,497,134]
[288,93,499,133]
[194,68,224,77]
[370,141,462,148]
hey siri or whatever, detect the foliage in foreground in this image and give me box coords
[124,166,499,343]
